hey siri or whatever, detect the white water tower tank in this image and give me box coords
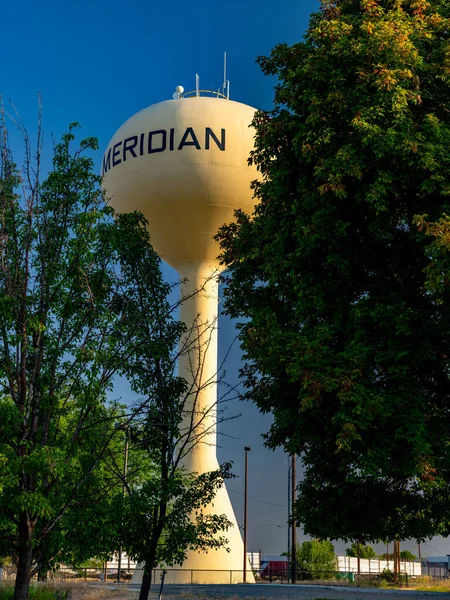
[102,96,259,269]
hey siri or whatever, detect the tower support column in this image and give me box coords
[177,261,220,473]
[165,261,254,583]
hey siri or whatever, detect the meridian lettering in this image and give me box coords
[102,127,226,174]
[148,130,166,154]
[178,127,200,150]
[102,148,111,173]
[205,127,225,150]
[112,142,122,167]
[123,136,138,160]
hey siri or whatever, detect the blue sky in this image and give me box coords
[2,0,448,559]
[2,0,315,163]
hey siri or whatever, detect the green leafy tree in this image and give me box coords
[379,550,417,561]
[296,540,337,580]
[0,119,122,600]
[0,108,184,599]
[216,0,450,545]
[346,542,377,559]
[400,550,418,561]
[27,425,145,575]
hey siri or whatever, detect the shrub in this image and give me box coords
[297,540,337,580]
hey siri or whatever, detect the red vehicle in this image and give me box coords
[260,559,288,581]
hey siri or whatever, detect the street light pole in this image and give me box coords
[291,454,297,584]
[287,458,291,585]
[117,426,129,583]
[244,446,251,583]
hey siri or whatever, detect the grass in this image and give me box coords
[0,584,68,600]
[407,576,450,593]
[69,587,137,600]
[0,584,140,600]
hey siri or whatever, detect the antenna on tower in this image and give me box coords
[173,57,230,99]
[223,52,227,97]
[222,52,230,99]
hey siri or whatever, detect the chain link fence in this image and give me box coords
[1,566,442,586]
[1,563,448,586]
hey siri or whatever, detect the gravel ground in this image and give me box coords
[121,583,450,600]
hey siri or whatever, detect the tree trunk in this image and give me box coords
[139,570,152,600]
[14,513,33,600]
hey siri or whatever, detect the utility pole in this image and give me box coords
[291,454,297,584]
[244,447,251,583]
[393,540,400,582]
[357,540,361,584]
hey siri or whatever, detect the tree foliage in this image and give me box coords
[414,213,450,295]
[381,549,417,561]
[216,0,450,544]
[400,550,418,561]
[0,111,192,599]
[296,540,337,580]
[0,118,128,599]
[120,466,232,571]
[0,106,235,600]
[345,542,377,559]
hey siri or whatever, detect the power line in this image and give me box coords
[228,487,286,508]
[236,508,285,517]
[250,508,286,516]
[250,524,287,527]
[237,522,287,529]
[421,542,449,555]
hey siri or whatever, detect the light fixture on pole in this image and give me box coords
[243,446,251,583]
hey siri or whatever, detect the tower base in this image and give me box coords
[130,482,254,585]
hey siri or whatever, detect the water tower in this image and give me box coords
[102,77,259,584]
